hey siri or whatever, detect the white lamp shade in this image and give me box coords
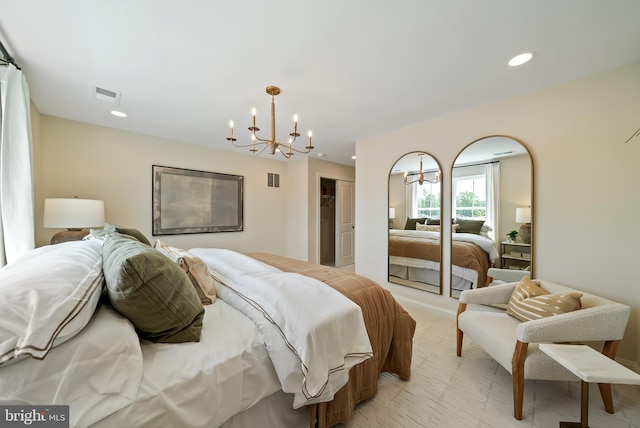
[515,207,531,224]
[389,207,396,219]
[43,198,105,229]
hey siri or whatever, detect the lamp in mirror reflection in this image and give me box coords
[389,207,396,229]
[227,85,313,159]
[516,207,531,244]
[43,197,105,244]
[403,153,441,185]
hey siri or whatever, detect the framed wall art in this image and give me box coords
[152,165,244,235]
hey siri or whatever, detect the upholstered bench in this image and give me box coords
[456,279,631,420]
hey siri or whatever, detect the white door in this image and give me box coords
[335,180,355,267]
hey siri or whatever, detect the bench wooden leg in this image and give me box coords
[512,340,528,420]
[456,303,467,357]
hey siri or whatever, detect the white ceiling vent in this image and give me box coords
[93,86,121,104]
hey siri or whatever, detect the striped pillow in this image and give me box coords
[507,277,582,322]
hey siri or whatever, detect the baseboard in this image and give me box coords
[393,295,456,321]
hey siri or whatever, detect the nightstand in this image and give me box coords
[500,241,531,270]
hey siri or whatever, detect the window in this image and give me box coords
[453,174,486,218]
[414,181,440,218]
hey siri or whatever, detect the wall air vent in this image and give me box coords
[93,86,121,104]
[493,150,514,157]
[267,173,280,188]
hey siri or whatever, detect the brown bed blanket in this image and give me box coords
[388,235,491,288]
[246,252,416,428]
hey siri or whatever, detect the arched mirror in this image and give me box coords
[450,136,533,298]
[388,152,443,295]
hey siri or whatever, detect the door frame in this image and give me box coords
[315,172,355,265]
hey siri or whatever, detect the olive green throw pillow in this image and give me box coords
[106,223,151,245]
[103,233,204,343]
[90,223,151,246]
[454,218,485,234]
[404,217,427,230]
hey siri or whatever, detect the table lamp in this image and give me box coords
[43,198,105,244]
[515,207,531,244]
[389,207,396,229]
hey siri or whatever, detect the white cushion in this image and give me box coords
[0,240,104,366]
[457,310,578,381]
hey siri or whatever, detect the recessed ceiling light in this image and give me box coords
[317,153,326,157]
[351,155,356,160]
[110,110,127,118]
[508,52,535,67]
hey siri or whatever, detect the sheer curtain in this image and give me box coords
[485,162,500,241]
[405,176,418,219]
[0,64,35,267]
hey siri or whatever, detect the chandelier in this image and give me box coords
[227,86,314,159]
[404,153,441,185]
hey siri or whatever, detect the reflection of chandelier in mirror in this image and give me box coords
[403,153,441,185]
[226,86,314,159]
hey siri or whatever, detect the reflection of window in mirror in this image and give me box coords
[450,136,533,299]
[388,152,443,295]
[409,178,441,220]
[452,164,495,241]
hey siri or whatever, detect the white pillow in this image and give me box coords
[0,303,144,427]
[480,223,493,238]
[0,240,104,366]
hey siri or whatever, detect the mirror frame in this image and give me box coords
[388,151,443,295]
[449,135,534,298]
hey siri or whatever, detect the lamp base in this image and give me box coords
[519,223,531,244]
[51,229,88,245]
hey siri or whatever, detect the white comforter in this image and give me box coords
[190,248,373,408]
[389,229,500,263]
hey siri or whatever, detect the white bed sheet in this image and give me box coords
[91,300,282,428]
[389,255,477,290]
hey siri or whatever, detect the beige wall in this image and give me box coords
[33,114,354,264]
[306,157,356,264]
[34,116,290,255]
[285,156,356,263]
[355,61,640,366]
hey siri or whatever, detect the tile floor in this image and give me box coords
[340,301,640,428]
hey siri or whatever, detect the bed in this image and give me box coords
[389,228,499,291]
[0,228,415,428]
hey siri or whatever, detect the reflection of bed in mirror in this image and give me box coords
[388,152,443,294]
[389,228,499,292]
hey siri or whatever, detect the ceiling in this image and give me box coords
[1,1,639,166]
[391,136,528,174]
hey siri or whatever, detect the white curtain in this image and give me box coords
[0,64,35,267]
[405,176,417,218]
[485,162,500,241]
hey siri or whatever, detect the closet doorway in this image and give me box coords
[320,177,355,268]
